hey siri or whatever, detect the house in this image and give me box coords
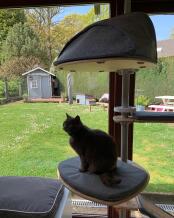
[76,94,96,105]
[157,39,174,58]
[22,67,57,99]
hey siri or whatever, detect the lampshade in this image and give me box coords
[54,12,157,72]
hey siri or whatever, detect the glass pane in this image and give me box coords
[134,14,174,194]
[0,3,110,162]
[0,5,110,215]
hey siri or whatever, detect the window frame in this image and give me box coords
[31,80,38,89]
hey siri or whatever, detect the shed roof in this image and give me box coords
[157,39,174,58]
[22,67,55,76]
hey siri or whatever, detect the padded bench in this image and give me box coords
[0,176,70,218]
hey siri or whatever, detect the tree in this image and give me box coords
[0,9,26,45]
[136,58,169,100]
[170,28,174,39]
[26,7,62,65]
[0,9,26,61]
[52,14,86,54]
[83,4,109,25]
[1,22,46,63]
[0,56,44,79]
[52,5,109,55]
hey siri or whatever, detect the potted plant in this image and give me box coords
[135,95,150,111]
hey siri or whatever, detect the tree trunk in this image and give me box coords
[18,81,22,97]
[4,78,9,100]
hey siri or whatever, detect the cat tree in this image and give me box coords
[54,2,173,218]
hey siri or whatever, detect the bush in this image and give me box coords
[54,70,109,99]
[22,93,28,102]
[0,80,5,97]
[0,79,22,98]
[135,95,150,106]
[8,80,19,97]
[0,98,6,105]
[135,58,174,100]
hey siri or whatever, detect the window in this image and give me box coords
[134,14,174,193]
[31,80,38,88]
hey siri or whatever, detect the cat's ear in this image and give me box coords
[75,115,80,122]
[66,113,71,119]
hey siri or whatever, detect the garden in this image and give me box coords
[0,101,173,193]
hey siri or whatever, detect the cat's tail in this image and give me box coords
[99,171,121,187]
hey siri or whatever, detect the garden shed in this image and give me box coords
[22,67,55,99]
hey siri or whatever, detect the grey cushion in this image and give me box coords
[0,176,64,218]
[58,157,149,203]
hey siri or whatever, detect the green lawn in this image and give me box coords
[134,123,174,193]
[0,102,173,193]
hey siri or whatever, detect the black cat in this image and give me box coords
[63,113,121,186]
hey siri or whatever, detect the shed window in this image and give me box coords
[31,80,38,88]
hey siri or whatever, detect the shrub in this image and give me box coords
[54,70,109,99]
[22,93,28,102]
[8,80,19,97]
[135,95,150,106]
[0,80,5,97]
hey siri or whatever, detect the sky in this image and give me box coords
[58,5,174,41]
[56,5,92,21]
[150,15,174,40]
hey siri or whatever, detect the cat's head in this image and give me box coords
[63,113,82,136]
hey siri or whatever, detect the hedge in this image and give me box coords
[55,70,109,99]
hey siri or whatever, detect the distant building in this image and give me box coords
[157,39,174,58]
[22,67,56,99]
[76,94,96,105]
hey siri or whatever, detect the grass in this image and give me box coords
[0,102,107,178]
[0,101,173,193]
[134,123,174,193]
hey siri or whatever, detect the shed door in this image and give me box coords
[29,76,42,98]
[41,76,51,98]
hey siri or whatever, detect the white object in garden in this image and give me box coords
[67,73,73,104]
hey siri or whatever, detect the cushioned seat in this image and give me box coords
[58,157,149,205]
[0,176,64,218]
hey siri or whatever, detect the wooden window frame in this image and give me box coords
[1,1,174,218]
[1,0,174,189]
[1,0,174,12]
[31,80,38,89]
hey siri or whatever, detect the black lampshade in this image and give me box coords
[54,12,157,72]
